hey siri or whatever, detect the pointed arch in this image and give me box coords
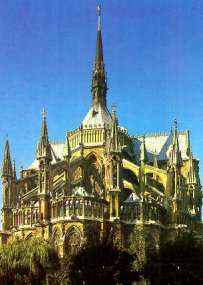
[63,226,82,255]
[52,227,63,253]
[85,151,103,168]
[85,152,105,197]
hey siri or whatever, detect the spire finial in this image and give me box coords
[97,4,101,31]
[13,159,17,179]
[37,109,52,162]
[140,135,147,163]
[42,108,46,120]
[173,118,177,132]
[112,104,116,116]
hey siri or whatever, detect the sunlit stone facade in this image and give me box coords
[0,6,202,258]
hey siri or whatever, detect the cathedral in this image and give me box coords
[0,6,202,258]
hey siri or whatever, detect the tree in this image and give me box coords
[60,241,141,285]
[0,236,59,285]
[144,232,203,285]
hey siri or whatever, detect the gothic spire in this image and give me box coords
[172,119,178,145]
[13,160,17,180]
[96,4,103,62]
[63,133,71,159]
[37,110,52,162]
[91,4,107,110]
[140,136,148,163]
[169,119,182,167]
[2,139,13,177]
[109,106,121,153]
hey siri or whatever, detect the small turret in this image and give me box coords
[37,110,52,163]
[1,139,14,230]
[168,119,182,168]
[36,110,52,223]
[108,106,121,154]
[13,160,17,180]
[186,129,191,157]
[63,133,72,195]
[140,136,148,163]
[2,140,13,178]
[167,120,183,216]
[107,106,122,220]
[63,133,71,160]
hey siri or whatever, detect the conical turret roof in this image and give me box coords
[2,139,13,177]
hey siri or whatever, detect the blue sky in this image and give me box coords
[0,0,203,199]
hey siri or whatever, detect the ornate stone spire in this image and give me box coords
[96,4,102,61]
[36,110,52,162]
[109,106,121,153]
[63,133,71,159]
[13,160,17,180]
[91,4,107,111]
[169,119,182,167]
[140,136,148,163]
[2,139,13,177]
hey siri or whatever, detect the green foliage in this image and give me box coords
[144,232,203,285]
[0,237,59,285]
[61,241,141,285]
[6,233,203,285]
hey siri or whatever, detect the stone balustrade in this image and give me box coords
[11,197,107,229]
[121,201,165,224]
[51,196,106,221]
[12,207,39,228]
